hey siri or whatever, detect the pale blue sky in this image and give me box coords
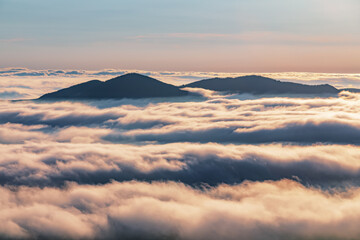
[0,0,359,72]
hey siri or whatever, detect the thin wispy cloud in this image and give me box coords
[131,32,360,46]
[0,38,31,43]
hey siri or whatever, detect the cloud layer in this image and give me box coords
[1,85,360,239]
[2,180,360,240]
[1,91,359,145]
[0,142,360,187]
[0,93,359,189]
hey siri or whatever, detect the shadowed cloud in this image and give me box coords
[0,142,359,188]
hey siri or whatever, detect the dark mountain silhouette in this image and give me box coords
[39,74,347,100]
[340,88,360,93]
[39,73,188,100]
[183,75,340,95]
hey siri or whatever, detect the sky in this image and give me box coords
[1,0,359,72]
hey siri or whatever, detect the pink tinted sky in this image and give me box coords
[0,0,359,73]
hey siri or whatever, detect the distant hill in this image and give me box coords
[183,75,340,95]
[340,88,360,93]
[39,74,348,100]
[39,73,189,100]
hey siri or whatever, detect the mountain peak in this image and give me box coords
[39,73,188,100]
[110,72,149,79]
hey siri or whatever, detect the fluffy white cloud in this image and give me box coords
[0,83,359,239]
[0,141,359,187]
[1,180,360,239]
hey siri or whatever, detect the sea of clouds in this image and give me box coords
[1,67,360,100]
[1,70,360,239]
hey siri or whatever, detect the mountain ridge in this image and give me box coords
[182,75,339,95]
[39,73,358,100]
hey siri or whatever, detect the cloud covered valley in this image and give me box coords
[0,83,360,239]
